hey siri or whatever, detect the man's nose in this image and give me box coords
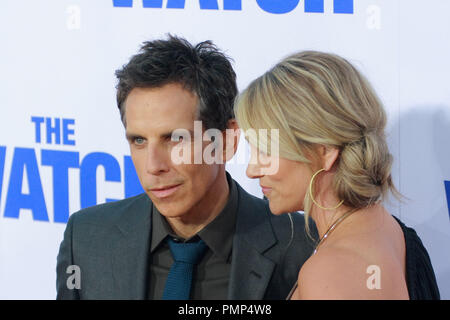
[145,144,170,175]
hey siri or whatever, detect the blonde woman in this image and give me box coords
[235,51,440,300]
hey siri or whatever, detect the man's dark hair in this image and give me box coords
[115,35,237,131]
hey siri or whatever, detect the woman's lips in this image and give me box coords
[150,184,181,199]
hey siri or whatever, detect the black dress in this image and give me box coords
[393,216,440,300]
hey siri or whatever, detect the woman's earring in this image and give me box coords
[309,168,344,210]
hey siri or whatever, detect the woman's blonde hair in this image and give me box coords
[235,51,402,234]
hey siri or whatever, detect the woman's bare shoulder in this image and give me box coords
[296,244,408,300]
[296,246,371,299]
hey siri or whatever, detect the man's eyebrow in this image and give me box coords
[125,129,196,141]
[125,132,141,140]
[160,132,173,140]
[161,129,195,139]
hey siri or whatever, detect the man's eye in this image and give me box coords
[171,134,184,142]
[134,137,145,145]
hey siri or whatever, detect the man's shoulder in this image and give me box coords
[68,193,151,227]
[235,182,271,213]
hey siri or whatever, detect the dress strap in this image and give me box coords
[285,281,298,300]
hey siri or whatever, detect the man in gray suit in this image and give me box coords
[56,35,314,299]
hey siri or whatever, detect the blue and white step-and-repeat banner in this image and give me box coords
[0,0,449,299]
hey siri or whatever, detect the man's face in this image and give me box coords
[124,83,222,219]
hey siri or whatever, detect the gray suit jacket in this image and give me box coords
[56,180,315,299]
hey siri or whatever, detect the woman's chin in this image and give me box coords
[268,201,286,215]
[268,199,303,215]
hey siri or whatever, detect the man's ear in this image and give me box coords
[222,119,240,162]
[317,144,340,171]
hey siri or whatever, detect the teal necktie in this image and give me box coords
[162,237,207,300]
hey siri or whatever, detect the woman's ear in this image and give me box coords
[317,145,340,171]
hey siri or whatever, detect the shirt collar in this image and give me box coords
[150,171,238,262]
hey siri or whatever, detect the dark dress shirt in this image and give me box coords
[147,173,238,300]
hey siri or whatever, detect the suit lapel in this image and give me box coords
[228,184,278,299]
[110,194,152,299]
[228,238,276,299]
